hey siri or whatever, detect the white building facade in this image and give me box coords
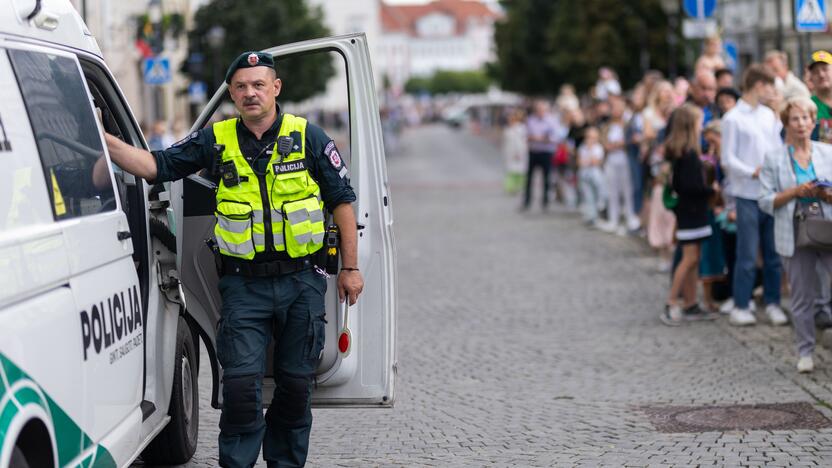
[307,0,382,111]
[69,0,197,129]
[379,0,500,94]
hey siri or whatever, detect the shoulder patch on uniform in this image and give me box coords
[323,140,343,169]
[172,131,199,147]
[329,148,343,169]
[324,140,336,156]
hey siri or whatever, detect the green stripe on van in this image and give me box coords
[0,354,116,467]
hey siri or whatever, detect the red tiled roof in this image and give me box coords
[380,0,498,34]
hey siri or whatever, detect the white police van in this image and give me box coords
[0,1,397,466]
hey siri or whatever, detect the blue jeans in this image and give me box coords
[627,149,643,214]
[733,197,781,309]
[523,151,552,208]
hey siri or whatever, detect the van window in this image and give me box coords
[8,49,116,220]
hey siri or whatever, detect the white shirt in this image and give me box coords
[721,99,783,200]
[604,122,627,164]
[596,79,621,101]
[502,123,528,173]
[578,142,604,167]
[775,72,811,101]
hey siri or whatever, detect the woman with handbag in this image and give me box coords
[759,96,832,373]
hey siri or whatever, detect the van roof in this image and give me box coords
[0,0,101,57]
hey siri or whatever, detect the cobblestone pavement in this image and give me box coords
[174,124,832,467]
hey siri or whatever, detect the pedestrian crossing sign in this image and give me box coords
[796,0,827,32]
[143,57,171,85]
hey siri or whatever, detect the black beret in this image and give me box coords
[224,51,275,84]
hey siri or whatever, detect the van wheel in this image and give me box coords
[141,316,199,465]
[9,446,30,468]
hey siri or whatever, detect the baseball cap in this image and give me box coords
[809,50,832,69]
[224,51,275,84]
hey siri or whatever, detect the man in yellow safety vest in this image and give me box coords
[104,51,363,467]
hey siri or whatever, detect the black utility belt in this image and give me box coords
[222,255,318,278]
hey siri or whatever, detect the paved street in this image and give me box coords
[181,124,832,467]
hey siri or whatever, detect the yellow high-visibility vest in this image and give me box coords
[212,114,325,260]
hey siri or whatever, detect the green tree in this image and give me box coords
[404,76,432,94]
[494,0,680,94]
[404,70,492,95]
[432,70,491,94]
[492,0,560,96]
[186,0,334,102]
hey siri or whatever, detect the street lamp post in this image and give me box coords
[659,0,680,78]
[776,0,784,50]
[147,0,164,122]
[207,26,226,91]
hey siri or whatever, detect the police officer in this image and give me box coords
[104,51,363,467]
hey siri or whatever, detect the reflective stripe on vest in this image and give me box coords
[212,114,326,259]
[216,236,255,257]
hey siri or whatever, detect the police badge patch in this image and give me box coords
[329,150,342,169]
[323,141,336,155]
[323,140,343,169]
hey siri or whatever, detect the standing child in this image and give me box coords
[646,154,676,272]
[599,95,640,234]
[699,120,728,311]
[577,127,606,225]
[662,104,718,325]
[502,109,528,194]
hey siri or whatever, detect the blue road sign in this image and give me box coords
[683,0,717,18]
[795,0,827,32]
[724,41,738,72]
[188,81,207,104]
[143,57,171,85]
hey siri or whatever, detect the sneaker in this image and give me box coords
[729,308,757,326]
[815,307,832,329]
[597,221,617,233]
[719,298,735,315]
[626,216,641,231]
[765,304,789,326]
[615,225,628,237]
[656,259,672,273]
[683,303,718,321]
[660,304,684,326]
[797,355,814,373]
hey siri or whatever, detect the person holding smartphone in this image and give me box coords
[759,96,832,373]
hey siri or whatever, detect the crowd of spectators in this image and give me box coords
[502,36,832,373]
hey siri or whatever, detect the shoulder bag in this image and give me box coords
[790,146,832,250]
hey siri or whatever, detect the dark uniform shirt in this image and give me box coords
[151,108,355,210]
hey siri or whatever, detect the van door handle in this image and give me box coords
[117,230,132,241]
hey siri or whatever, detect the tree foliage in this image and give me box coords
[186,0,334,102]
[493,0,680,95]
[404,70,491,95]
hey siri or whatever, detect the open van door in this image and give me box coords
[173,33,396,408]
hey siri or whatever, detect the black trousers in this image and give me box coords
[523,151,552,208]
